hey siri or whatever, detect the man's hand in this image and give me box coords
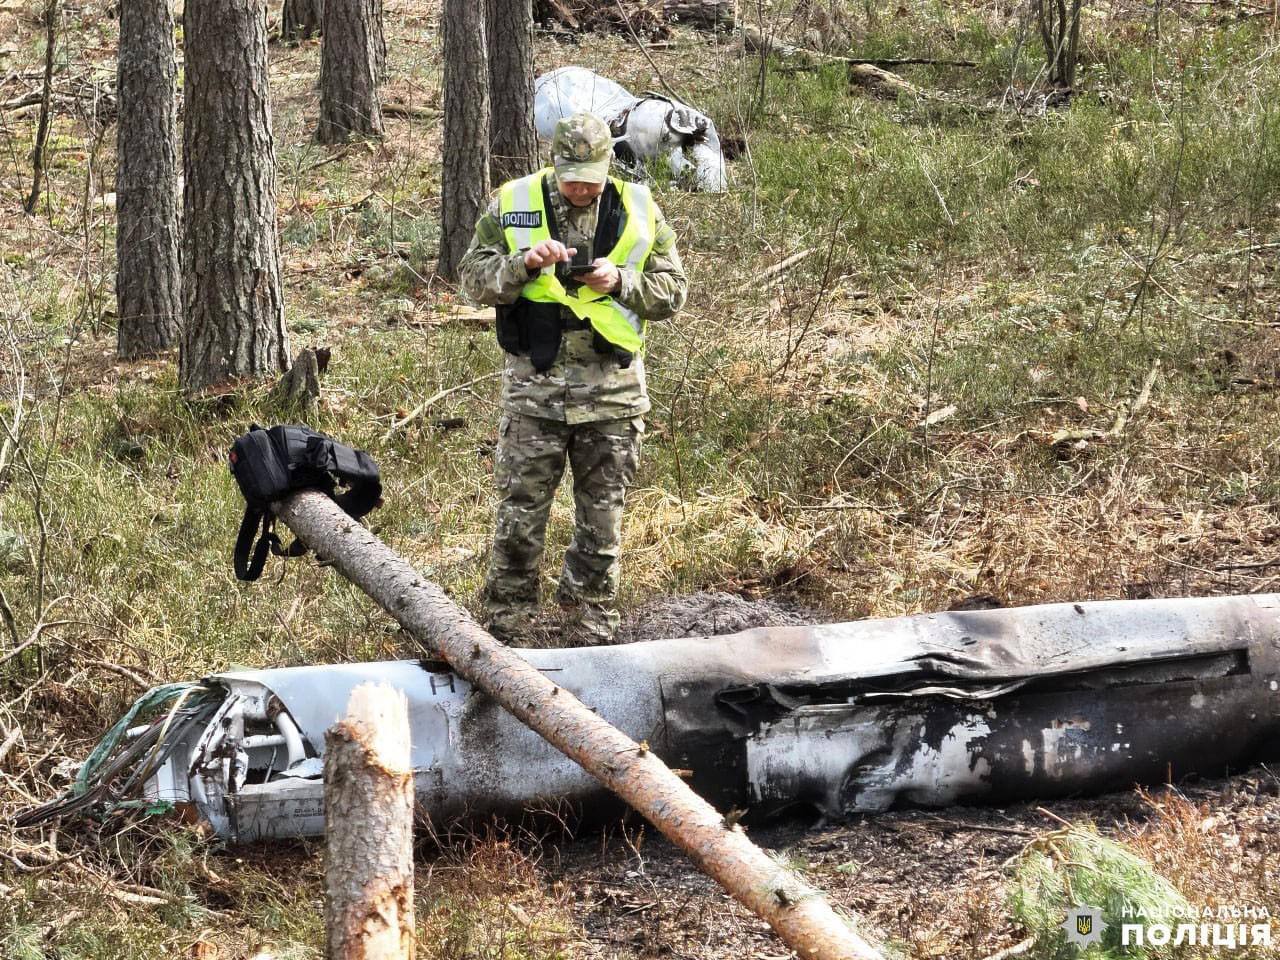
[523,240,575,271]
[580,258,620,294]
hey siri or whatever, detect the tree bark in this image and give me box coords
[316,0,384,143]
[116,0,181,360]
[370,0,386,81]
[179,0,290,395]
[663,0,736,28]
[487,0,538,185]
[439,0,490,280]
[270,345,329,409]
[276,490,885,960]
[281,0,322,43]
[324,683,415,960]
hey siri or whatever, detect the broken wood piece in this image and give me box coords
[271,346,330,410]
[0,724,20,765]
[732,248,814,294]
[381,101,441,120]
[663,0,736,28]
[381,370,499,440]
[276,490,884,960]
[1050,360,1160,447]
[742,24,923,97]
[324,683,415,960]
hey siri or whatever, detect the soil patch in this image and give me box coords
[614,590,817,644]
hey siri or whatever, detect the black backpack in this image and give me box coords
[229,424,382,582]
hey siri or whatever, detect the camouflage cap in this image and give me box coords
[551,113,612,184]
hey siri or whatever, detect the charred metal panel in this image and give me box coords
[22,594,1280,840]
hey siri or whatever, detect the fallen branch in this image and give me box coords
[276,490,884,960]
[731,247,814,294]
[0,724,21,765]
[1050,360,1160,446]
[2,91,42,111]
[614,0,690,104]
[742,24,926,97]
[82,658,154,691]
[381,370,499,440]
[381,101,440,120]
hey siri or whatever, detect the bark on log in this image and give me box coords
[276,490,885,960]
[324,682,415,960]
[115,0,181,359]
[533,0,735,34]
[663,0,735,28]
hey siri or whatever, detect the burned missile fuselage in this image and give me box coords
[49,595,1280,840]
[533,66,728,192]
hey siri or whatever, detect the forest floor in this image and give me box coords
[1,0,1280,957]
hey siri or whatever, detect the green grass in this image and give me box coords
[2,1,1280,957]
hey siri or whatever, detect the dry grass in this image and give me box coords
[1,0,1280,956]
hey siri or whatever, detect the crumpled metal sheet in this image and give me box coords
[534,65,728,192]
[71,594,1280,840]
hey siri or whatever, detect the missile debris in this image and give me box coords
[22,592,1280,839]
[534,66,728,191]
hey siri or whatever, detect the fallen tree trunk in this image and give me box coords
[664,0,735,28]
[742,24,926,98]
[276,490,883,960]
[534,0,734,35]
[325,683,415,960]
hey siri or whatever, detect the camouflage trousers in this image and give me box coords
[482,412,642,640]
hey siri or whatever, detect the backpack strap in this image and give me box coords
[230,424,382,582]
[234,509,275,582]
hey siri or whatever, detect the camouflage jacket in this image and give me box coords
[458,179,688,424]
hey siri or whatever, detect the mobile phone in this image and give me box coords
[566,263,596,275]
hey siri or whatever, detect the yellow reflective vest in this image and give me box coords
[498,168,657,354]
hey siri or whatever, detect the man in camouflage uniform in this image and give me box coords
[459,113,688,644]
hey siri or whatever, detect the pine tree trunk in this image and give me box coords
[487,0,537,185]
[324,683,415,960]
[115,0,181,360]
[179,0,290,395]
[370,0,386,81]
[439,0,490,280]
[316,0,383,143]
[276,490,886,960]
[281,0,322,43]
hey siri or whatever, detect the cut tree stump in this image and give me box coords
[324,682,415,960]
[275,489,885,960]
[271,346,330,409]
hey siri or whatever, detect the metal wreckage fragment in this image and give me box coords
[17,593,1280,841]
[534,66,728,192]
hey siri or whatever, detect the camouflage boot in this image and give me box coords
[558,599,620,646]
[482,601,539,645]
